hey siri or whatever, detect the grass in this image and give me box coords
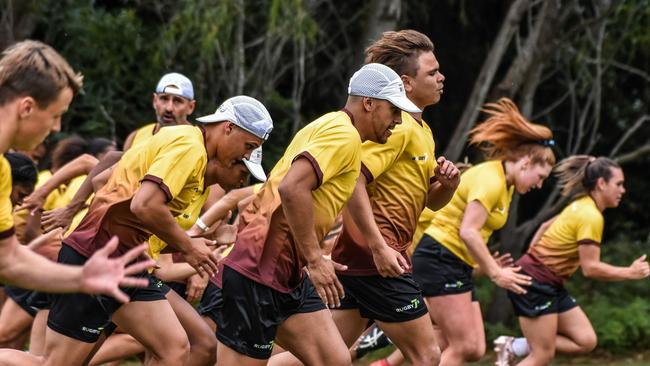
[352,346,650,366]
[119,347,650,365]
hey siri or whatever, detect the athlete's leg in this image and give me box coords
[0,296,33,349]
[166,289,218,365]
[555,306,597,354]
[111,300,190,366]
[0,325,100,366]
[376,314,440,366]
[274,309,351,366]
[516,313,558,366]
[267,308,367,366]
[370,322,445,366]
[427,293,485,365]
[88,333,144,366]
[216,340,267,366]
[27,309,49,355]
[202,316,217,333]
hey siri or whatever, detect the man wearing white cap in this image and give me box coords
[17,96,272,366]
[123,72,196,151]
[215,63,420,366]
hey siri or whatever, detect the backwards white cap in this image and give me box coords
[155,72,194,100]
[348,63,420,113]
[243,146,266,182]
[196,96,273,141]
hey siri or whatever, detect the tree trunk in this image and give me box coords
[443,0,531,161]
[354,0,401,67]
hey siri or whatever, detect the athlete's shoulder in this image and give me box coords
[568,196,603,223]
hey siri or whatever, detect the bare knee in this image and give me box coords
[0,327,25,346]
[189,331,217,362]
[406,343,441,366]
[452,340,484,362]
[149,334,190,364]
[578,332,597,353]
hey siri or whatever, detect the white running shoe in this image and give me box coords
[494,335,515,366]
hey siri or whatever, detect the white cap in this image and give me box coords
[348,63,421,113]
[155,72,194,100]
[243,147,266,182]
[196,96,273,141]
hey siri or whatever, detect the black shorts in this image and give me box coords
[47,244,170,343]
[412,235,478,301]
[4,285,50,317]
[197,281,222,325]
[508,273,577,318]
[216,265,326,360]
[336,274,428,323]
[165,281,187,298]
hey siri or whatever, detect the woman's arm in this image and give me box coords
[579,245,650,281]
[460,200,531,294]
[18,154,98,213]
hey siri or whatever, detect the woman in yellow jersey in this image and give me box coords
[494,156,650,366]
[411,98,555,366]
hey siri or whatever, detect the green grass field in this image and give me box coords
[352,346,650,366]
[119,347,650,365]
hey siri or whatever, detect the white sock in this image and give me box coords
[511,337,530,357]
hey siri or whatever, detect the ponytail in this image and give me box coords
[554,155,620,197]
[469,98,555,166]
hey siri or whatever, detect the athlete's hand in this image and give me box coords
[41,203,84,233]
[307,256,347,308]
[16,188,48,215]
[186,273,209,303]
[81,236,156,303]
[184,237,221,277]
[372,245,409,278]
[435,156,460,190]
[493,251,514,268]
[201,223,238,246]
[627,254,650,280]
[491,266,531,294]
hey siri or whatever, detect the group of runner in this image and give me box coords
[0,29,647,366]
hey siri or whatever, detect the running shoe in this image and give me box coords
[493,335,515,366]
[354,324,392,358]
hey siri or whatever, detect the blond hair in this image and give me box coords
[469,98,555,166]
[0,40,83,108]
[365,30,434,77]
[554,155,620,198]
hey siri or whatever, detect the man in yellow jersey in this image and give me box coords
[327,30,460,366]
[123,72,196,150]
[215,63,420,366]
[0,96,274,366]
[0,40,153,301]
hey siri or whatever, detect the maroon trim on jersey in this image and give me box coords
[0,226,15,240]
[361,163,374,183]
[341,108,355,125]
[516,253,564,286]
[64,199,151,260]
[141,174,173,202]
[293,152,323,188]
[577,239,600,246]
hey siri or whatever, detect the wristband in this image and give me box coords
[196,217,209,232]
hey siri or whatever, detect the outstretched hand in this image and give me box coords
[81,236,155,303]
